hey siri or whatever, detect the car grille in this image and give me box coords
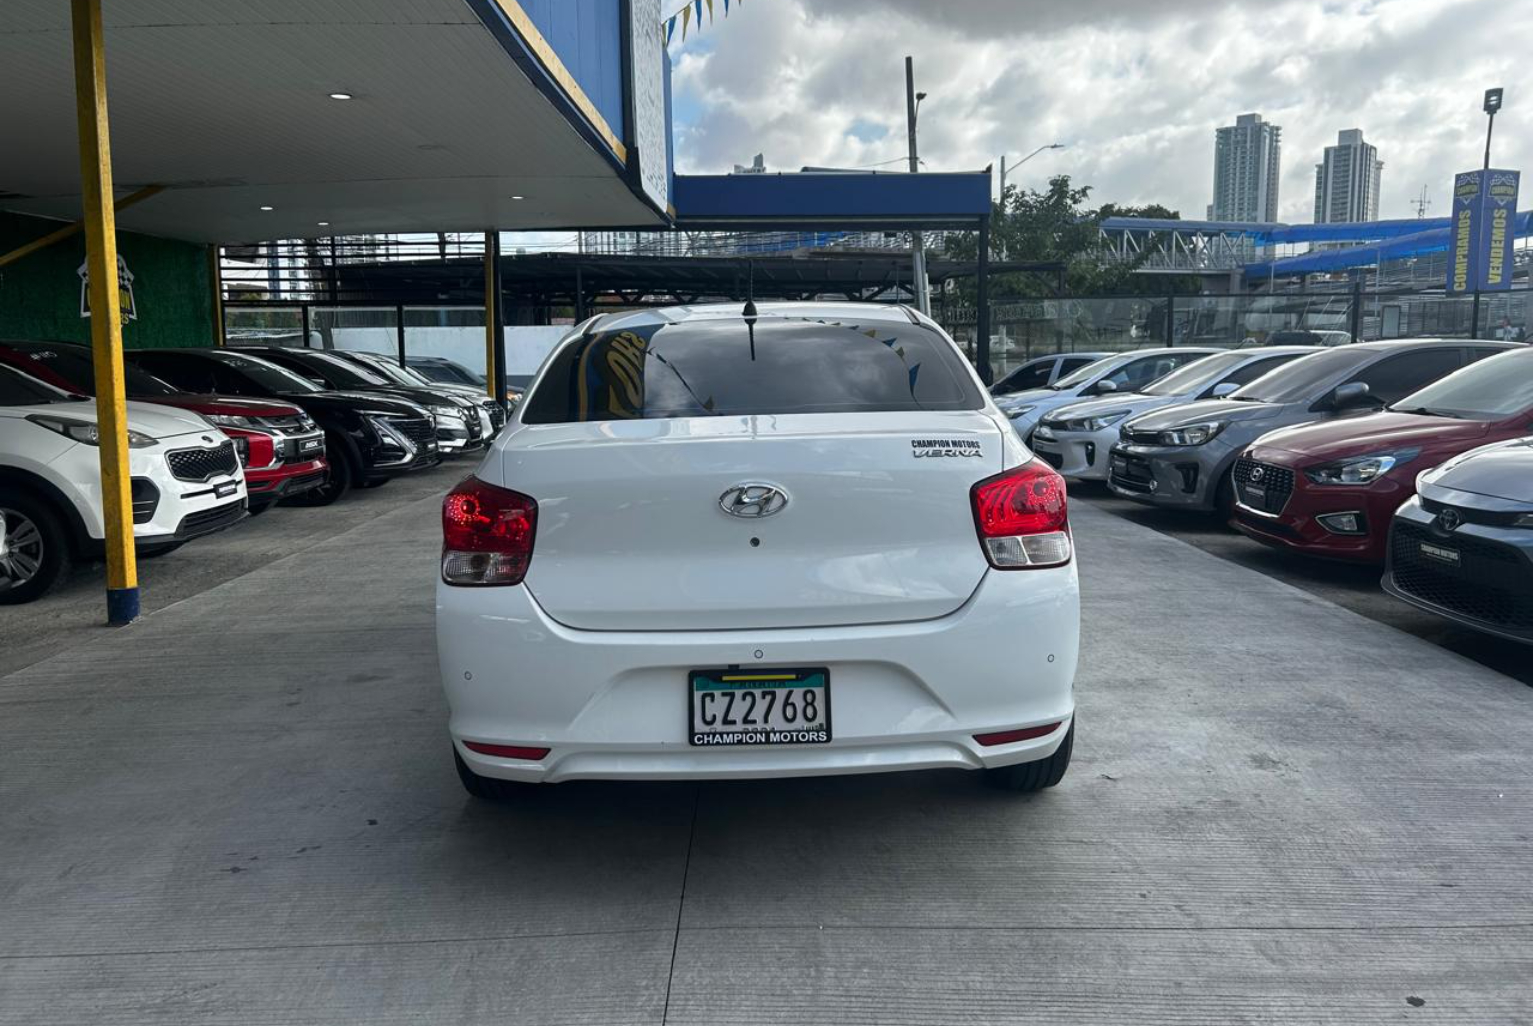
[1389,520,1533,636]
[388,417,435,452]
[1232,458,1294,514]
[130,478,159,525]
[486,403,506,430]
[166,441,239,482]
[1108,449,1155,493]
[1121,427,1162,446]
[175,500,245,538]
[255,414,313,434]
[1419,496,1524,528]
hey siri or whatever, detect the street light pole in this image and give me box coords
[905,56,930,317]
[998,143,1064,199]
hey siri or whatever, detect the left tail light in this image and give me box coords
[971,460,1072,569]
[441,476,537,586]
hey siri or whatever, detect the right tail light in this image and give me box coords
[971,460,1072,569]
[441,476,537,586]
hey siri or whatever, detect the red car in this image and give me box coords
[0,341,329,511]
[1233,346,1533,562]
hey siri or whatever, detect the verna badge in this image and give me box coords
[719,483,789,519]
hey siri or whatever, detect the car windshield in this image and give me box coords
[522,317,982,422]
[287,351,391,388]
[1228,346,1375,404]
[1050,355,1120,390]
[1391,348,1533,419]
[412,359,482,385]
[0,364,85,405]
[215,353,323,393]
[346,352,421,386]
[1140,351,1249,396]
[4,343,179,397]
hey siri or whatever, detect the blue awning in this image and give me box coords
[1245,212,1532,279]
[672,171,992,229]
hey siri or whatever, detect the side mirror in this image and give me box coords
[1211,381,1239,398]
[1330,381,1374,410]
[1092,379,1118,395]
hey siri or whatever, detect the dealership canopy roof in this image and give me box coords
[0,0,668,243]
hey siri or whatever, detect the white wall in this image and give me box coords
[328,325,567,379]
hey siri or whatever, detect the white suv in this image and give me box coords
[0,365,247,604]
[436,302,1080,796]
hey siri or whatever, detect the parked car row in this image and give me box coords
[1018,338,1533,645]
[0,340,501,604]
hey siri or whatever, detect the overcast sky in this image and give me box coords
[666,0,1531,223]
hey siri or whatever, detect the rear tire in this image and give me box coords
[985,721,1073,792]
[0,496,72,605]
[453,747,531,802]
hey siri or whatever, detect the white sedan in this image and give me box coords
[436,302,1079,795]
[995,347,1223,441]
[1031,346,1318,480]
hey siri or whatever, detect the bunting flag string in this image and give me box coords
[663,0,742,47]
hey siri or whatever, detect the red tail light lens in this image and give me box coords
[974,721,1063,747]
[442,476,537,586]
[463,741,549,760]
[971,460,1071,569]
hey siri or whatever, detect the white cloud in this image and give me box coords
[670,0,1530,222]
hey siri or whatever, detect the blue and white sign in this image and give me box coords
[1447,170,1482,295]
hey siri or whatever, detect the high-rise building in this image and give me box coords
[1210,113,1282,223]
[1314,129,1383,223]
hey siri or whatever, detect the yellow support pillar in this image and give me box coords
[71,0,138,625]
[483,230,498,401]
[208,245,225,346]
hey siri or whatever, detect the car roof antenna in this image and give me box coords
[742,260,758,360]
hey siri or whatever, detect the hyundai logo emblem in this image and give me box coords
[1437,508,1462,532]
[719,483,789,519]
[1249,466,1265,482]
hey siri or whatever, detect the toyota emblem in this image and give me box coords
[1437,507,1462,532]
[719,483,789,519]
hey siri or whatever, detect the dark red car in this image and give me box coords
[1233,346,1533,562]
[0,340,329,511]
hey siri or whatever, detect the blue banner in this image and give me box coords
[1481,169,1519,291]
[1447,170,1481,295]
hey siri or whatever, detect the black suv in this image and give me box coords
[230,346,487,455]
[328,350,505,435]
[127,348,440,503]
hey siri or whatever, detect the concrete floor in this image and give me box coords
[2,479,1531,1024]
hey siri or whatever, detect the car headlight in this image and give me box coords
[1304,448,1421,486]
[1514,513,1533,528]
[430,404,466,421]
[1056,410,1130,433]
[1155,421,1227,446]
[1005,404,1036,419]
[27,414,156,448]
[204,413,256,428]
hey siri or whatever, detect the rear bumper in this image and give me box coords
[437,566,1080,783]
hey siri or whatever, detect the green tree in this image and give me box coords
[943,175,1200,297]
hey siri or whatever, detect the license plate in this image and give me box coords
[689,668,830,747]
[299,437,324,453]
[1240,483,1267,507]
[1419,542,1461,567]
[214,481,238,498]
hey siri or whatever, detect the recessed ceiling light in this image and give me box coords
[317,221,330,227]
[328,92,353,101]
[259,205,274,211]
[510,195,525,200]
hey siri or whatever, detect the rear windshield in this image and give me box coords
[520,317,983,422]
[1229,346,1374,404]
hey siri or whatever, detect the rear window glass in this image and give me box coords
[521,317,983,422]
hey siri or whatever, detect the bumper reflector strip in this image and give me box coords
[464,741,550,760]
[974,722,1063,747]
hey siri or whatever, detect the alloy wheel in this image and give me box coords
[0,508,44,592]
